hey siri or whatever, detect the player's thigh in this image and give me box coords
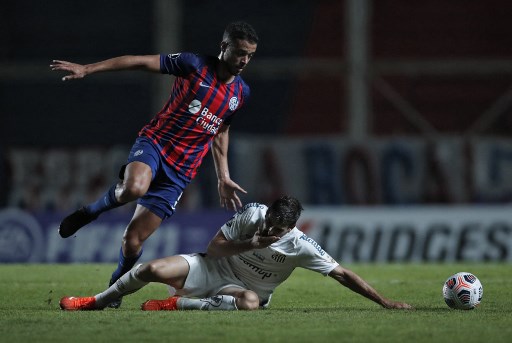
[139,255,190,289]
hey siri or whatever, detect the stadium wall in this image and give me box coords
[4,136,512,212]
[0,206,510,263]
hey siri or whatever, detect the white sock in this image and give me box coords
[178,295,238,311]
[94,264,148,308]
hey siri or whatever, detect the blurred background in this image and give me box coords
[1,0,511,263]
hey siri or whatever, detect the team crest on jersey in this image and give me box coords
[271,252,286,263]
[229,96,239,111]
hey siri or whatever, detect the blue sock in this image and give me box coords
[85,184,124,217]
[110,247,143,284]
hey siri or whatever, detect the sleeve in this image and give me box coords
[159,52,200,76]
[297,235,339,276]
[241,82,251,104]
[221,203,266,241]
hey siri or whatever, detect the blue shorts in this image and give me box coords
[122,137,191,220]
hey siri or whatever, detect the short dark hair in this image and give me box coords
[223,21,259,44]
[266,196,304,228]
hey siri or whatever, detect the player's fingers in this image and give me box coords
[228,198,237,211]
[260,236,279,246]
[50,60,72,69]
[234,184,247,194]
[62,74,80,81]
[231,194,242,209]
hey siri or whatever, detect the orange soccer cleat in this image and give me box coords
[59,296,98,311]
[141,296,179,311]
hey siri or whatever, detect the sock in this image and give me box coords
[95,264,148,308]
[178,295,238,311]
[110,247,143,284]
[85,184,124,217]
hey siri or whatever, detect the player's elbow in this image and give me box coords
[206,242,224,258]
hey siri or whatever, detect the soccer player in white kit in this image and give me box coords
[60,196,413,311]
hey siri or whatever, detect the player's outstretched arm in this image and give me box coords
[50,55,161,81]
[212,124,247,210]
[329,265,413,310]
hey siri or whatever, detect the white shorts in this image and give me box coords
[168,253,247,298]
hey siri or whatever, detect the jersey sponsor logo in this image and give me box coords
[228,96,239,111]
[197,107,223,134]
[188,99,202,114]
[253,251,265,261]
[271,252,286,263]
[299,233,326,256]
[238,202,266,214]
[238,255,273,279]
[188,99,225,134]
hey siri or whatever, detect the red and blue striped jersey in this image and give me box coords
[139,53,250,179]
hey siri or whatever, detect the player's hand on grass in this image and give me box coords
[382,299,414,310]
[50,60,87,81]
[218,178,247,211]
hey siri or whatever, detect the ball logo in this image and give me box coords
[188,99,202,114]
[228,96,239,111]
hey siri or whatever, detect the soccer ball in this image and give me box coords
[442,272,483,310]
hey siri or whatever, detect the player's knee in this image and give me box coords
[122,233,144,256]
[136,261,162,282]
[236,290,260,310]
[140,261,160,277]
[118,180,148,202]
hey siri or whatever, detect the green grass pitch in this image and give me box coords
[0,263,510,343]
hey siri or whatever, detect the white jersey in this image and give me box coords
[220,203,339,303]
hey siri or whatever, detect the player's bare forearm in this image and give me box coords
[50,55,160,81]
[207,230,278,257]
[207,236,253,257]
[86,55,161,73]
[212,125,247,210]
[212,125,231,182]
[329,266,413,309]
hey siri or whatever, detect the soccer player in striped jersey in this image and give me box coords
[50,21,258,308]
